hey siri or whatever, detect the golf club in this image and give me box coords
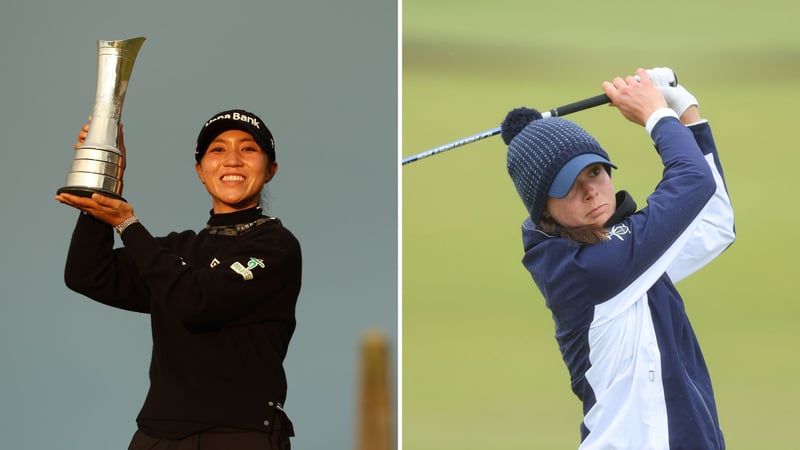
[402,68,677,166]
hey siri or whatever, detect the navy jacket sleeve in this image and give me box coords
[665,121,735,283]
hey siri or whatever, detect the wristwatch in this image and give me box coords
[114,215,139,235]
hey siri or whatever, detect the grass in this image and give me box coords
[402,1,800,448]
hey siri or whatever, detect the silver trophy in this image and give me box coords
[57,37,146,199]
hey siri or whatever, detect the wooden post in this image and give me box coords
[357,329,393,450]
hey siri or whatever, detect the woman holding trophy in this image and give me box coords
[55,108,301,450]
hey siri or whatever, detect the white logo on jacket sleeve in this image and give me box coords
[607,223,631,241]
[230,257,266,281]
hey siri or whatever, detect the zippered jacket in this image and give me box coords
[520,117,735,449]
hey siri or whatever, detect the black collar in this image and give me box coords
[206,217,275,236]
[205,206,275,236]
[604,190,637,227]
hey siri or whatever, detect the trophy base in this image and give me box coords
[56,186,125,201]
[58,169,124,200]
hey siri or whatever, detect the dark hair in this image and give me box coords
[538,215,607,245]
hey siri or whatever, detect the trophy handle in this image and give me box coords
[57,37,146,199]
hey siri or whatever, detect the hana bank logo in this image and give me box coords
[205,112,261,129]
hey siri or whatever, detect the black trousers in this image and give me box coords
[128,428,291,450]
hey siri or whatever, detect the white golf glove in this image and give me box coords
[647,66,698,116]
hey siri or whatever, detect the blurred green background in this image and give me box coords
[402,1,800,448]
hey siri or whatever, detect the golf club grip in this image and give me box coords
[548,93,610,117]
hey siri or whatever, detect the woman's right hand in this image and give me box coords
[74,117,126,169]
[602,68,668,127]
[74,120,90,150]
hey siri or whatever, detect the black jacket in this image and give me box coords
[64,206,302,439]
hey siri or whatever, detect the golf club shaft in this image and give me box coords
[403,68,679,166]
[401,93,610,166]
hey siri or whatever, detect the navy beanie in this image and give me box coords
[502,107,614,223]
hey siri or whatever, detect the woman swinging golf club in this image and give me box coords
[503,68,734,449]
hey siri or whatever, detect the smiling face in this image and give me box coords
[544,163,616,229]
[195,129,278,214]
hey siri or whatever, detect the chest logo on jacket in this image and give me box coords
[230,257,266,281]
[607,223,631,241]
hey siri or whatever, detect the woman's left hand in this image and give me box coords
[55,192,135,228]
